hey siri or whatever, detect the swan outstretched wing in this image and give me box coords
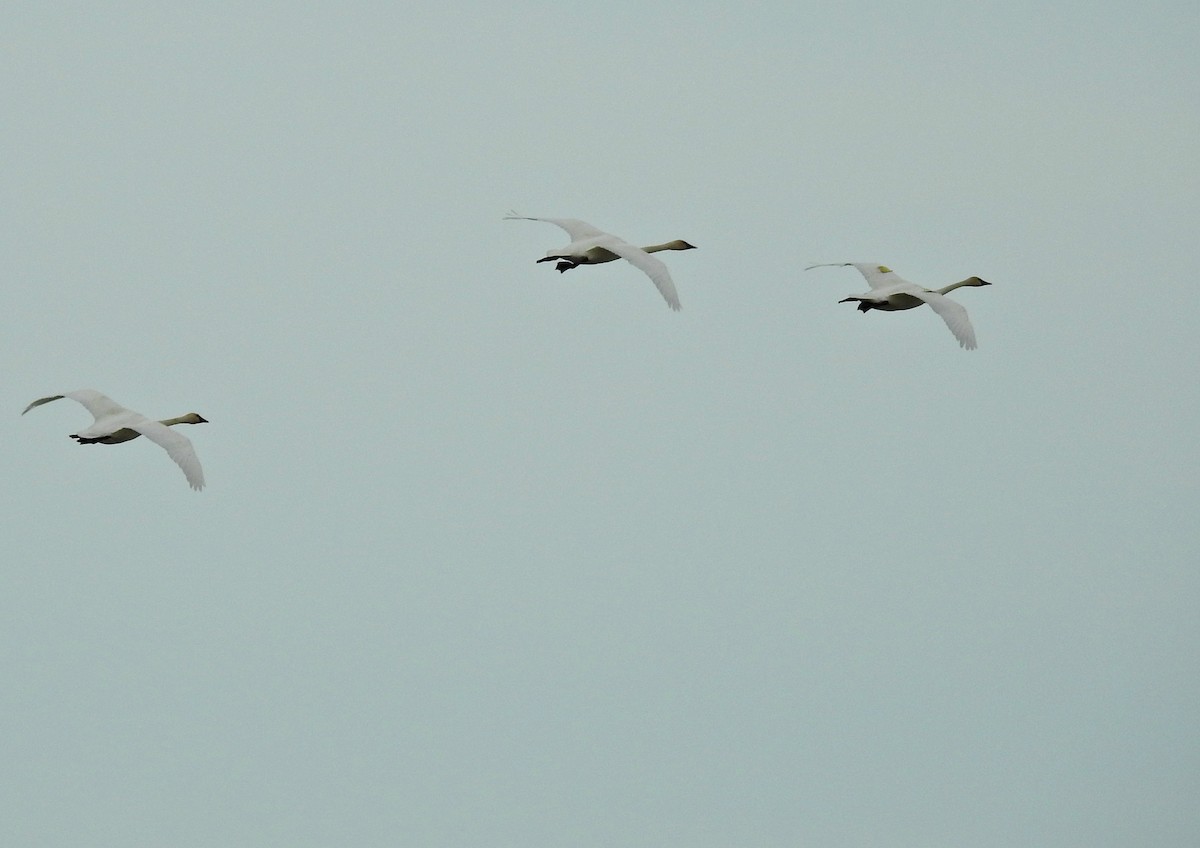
[901,287,978,350]
[604,241,682,311]
[21,395,66,415]
[22,389,126,420]
[503,212,607,242]
[806,262,910,290]
[128,417,206,490]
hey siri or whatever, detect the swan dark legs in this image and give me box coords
[536,256,581,273]
[838,296,875,313]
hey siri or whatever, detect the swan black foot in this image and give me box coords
[537,256,580,273]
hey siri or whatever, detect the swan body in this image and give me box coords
[22,389,208,490]
[504,212,693,311]
[806,262,991,350]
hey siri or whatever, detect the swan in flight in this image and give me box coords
[504,212,694,311]
[806,262,992,349]
[22,389,208,490]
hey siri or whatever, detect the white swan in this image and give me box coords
[806,262,992,350]
[504,212,694,311]
[22,389,207,490]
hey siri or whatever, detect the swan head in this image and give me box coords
[643,239,697,254]
[964,276,991,287]
[180,413,208,425]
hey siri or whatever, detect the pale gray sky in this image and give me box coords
[3,1,1197,846]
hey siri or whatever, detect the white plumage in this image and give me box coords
[23,389,208,490]
[504,212,694,311]
[806,262,992,350]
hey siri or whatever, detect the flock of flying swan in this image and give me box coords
[22,214,993,489]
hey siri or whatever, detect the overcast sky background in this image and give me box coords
[3,2,1197,846]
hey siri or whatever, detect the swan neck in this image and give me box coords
[937,278,975,294]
